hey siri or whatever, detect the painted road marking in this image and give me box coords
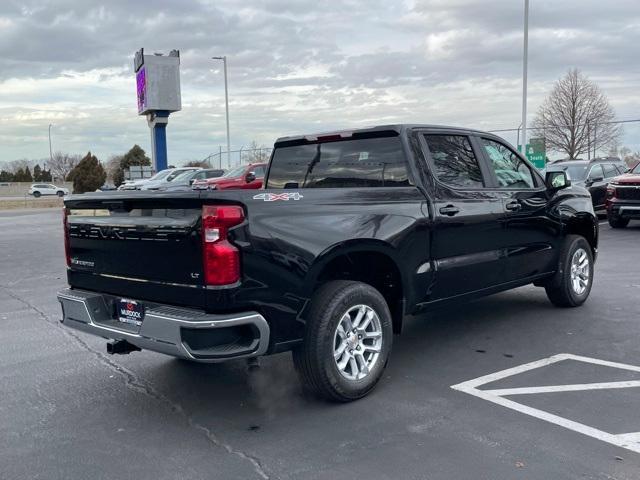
[451,353,640,454]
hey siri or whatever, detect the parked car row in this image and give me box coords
[116,163,268,192]
[544,158,628,213]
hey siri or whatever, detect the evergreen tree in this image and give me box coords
[41,168,53,182]
[0,170,13,182]
[113,145,151,186]
[33,164,43,181]
[23,166,33,182]
[67,152,107,193]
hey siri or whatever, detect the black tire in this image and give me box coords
[545,235,594,308]
[33,191,41,198]
[608,216,629,229]
[292,280,393,402]
[57,191,64,197]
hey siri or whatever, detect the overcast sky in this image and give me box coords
[1,0,639,166]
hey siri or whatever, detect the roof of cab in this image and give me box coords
[274,124,487,145]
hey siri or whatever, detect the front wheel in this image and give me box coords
[545,235,594,308]
[292,280,393,402]
[57,191,65,197]
[608,216,629,229]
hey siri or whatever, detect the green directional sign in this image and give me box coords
[518,137,546,170]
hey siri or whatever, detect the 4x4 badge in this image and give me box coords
[253,192,304,202]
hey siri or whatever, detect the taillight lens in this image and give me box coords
[63,207,70,267]
[202,205,244,285]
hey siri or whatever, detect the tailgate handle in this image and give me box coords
[439,205,460,216]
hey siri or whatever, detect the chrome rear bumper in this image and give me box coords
[57,288,270,362]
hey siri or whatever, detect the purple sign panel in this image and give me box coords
[136,67,146,114]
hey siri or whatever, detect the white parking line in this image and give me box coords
[451,353,640,454]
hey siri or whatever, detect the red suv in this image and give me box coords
[606,162,640,228]
[192,163,267,190]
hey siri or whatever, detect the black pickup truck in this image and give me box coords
[58,125,598,401]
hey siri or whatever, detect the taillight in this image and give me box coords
[63,207,70,267]
[202,205,244,285]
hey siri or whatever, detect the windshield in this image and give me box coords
[147,169,173,182]
[170,170,198,182]
[222,165,247,178]
[632,163,640,174]
[547,164,588,181]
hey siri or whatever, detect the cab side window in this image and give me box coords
[602,163,618,178]
[481,138,536,189]
[253,166,266,177]
[423,135,484,189]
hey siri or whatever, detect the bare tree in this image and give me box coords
[242,140,271,164]
[184,160,210,168]
[532,69,621,159]
[105,155,123,183]
[48,152,81,181]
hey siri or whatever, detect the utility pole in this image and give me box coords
[521,0,529,154]
[212,56,231,166]
[48,124,53,162]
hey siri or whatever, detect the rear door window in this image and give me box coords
[266,135,412,188]
[423,134,484,189]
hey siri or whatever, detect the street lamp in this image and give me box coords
[521,0,529,153]
[48,123,53,162]
[212,56,231,167]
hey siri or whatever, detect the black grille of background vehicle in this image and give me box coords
[616,187,640,200]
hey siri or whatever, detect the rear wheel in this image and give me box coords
[57,191,65,197]
[33,191,41,198]
[545,235,594,308]
[292,280,393,402]
[608,216,629,228]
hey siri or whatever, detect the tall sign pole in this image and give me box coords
[212,56,231,167]
[521,0,529,153]
[135,48,182,172]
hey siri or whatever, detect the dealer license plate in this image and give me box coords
[117,299,145,326]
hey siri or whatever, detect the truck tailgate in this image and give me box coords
[65,194,206,307]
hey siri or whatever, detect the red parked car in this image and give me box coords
[192,163,267,190]
[605,162,640,228]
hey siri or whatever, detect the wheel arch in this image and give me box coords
[564,212,598,258]
[306,240,406,334]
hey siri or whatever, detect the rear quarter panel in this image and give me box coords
[209,187,430,347]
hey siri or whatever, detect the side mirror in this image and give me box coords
[546,171,571,190]
[245,172,256,183]
[189,179,195,185]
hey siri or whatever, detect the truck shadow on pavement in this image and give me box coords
[138,286,565,424]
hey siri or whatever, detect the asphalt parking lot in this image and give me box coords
[1,209,639,480]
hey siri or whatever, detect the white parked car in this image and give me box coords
[29,183,69,198]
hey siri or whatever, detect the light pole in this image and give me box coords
[48,123,53,162]
[212,56,231,167]
[521,0,529,154]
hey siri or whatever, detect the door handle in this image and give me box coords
[439,205,460,216]
[505,201,521,211]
